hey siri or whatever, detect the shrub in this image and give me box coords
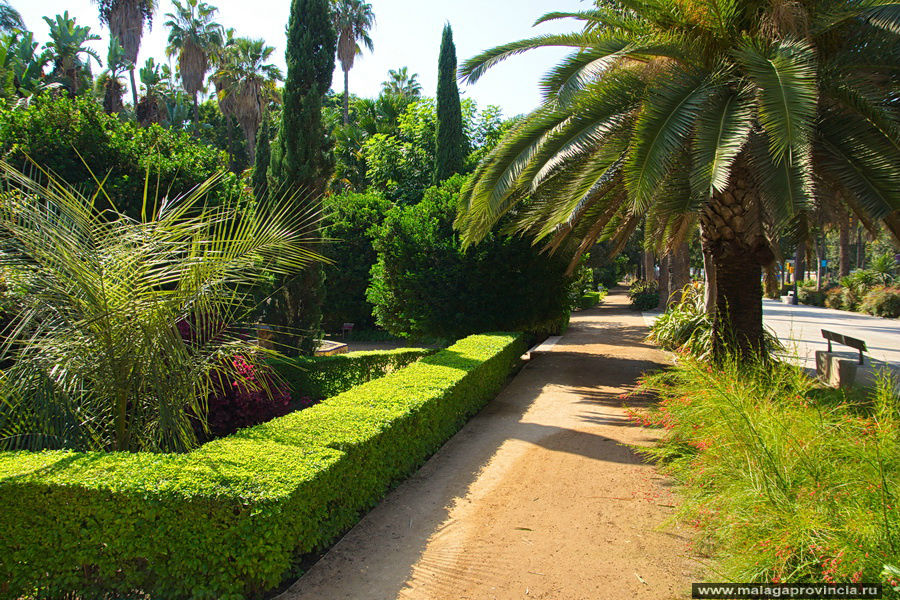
[368,174,572,339]
[203,357,292,439]
[0,332,526,599]
[648,283,712,358]
[0,164,322,453]
[825,286,847,310]
[320,190,392,331]
[0,95,241,218]
[271,347,434,400]
[632,358,900,592]
[628,279,659,311]
[860,287,900,319]
[797,285,827,307]
[577,290,606,310]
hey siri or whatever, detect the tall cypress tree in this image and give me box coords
[266,0,336,355]
[434,23,467,184]
[269,0,336,195]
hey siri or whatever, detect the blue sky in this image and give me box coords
[17,0,587,117]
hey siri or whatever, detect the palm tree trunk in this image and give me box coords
[192,94,200,124]
[702,242,717,315]
[669,242,691,305]
[699,156,773,359]
[839,212,850,277]
[343,68,350,125]
[657,254,670,308]
[129,68,139,109]
[642,250,656,283]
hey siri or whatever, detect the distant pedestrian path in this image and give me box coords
[763,300,900,370]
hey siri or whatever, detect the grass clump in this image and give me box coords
[631,357,900,592]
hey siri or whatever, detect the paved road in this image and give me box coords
[763,300,900,370]
[277,292,699,600]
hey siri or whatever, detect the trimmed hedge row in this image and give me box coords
[271,347,434,400]
[0,333,525,600]
[577,291,605,310]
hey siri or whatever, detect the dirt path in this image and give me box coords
[277,291,700,600]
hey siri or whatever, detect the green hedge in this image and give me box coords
[577,290,605,310]
[271,347,434,400]
[0,333,525,600]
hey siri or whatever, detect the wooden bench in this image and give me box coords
[822,329,867,365]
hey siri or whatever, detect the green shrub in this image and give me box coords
[648,283,712,358]
[0,332,525,599]
[860,286,900,318]
[321,191,392,331]
[577,289,606,310]
[368,174,572,339]
[628,279,659,311]
[825,286,847,310]
[797,285,827,307]
[0,95,241,218]
[632,358,900,592]
[271,347,434,400]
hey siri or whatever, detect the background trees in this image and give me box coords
[94,0,156,107]
[332,0,374,125]
[164,0,223,121]
[43,12,101,96]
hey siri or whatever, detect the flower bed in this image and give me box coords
[0,332,525,600]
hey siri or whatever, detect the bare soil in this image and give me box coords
[277,291,701,600]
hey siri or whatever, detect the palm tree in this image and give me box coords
[164,0,223,122]
[101,37,131,114]
[457,0,900,358]
[332,0,375,125]
[94,0,157,109]
[0,0,24,33]
[381,66,421,99]
[43,12,102,97]
[214,37,283,161]
[1,32,50,97]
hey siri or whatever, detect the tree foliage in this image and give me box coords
[368,174,572,339]
[434,23,466,183]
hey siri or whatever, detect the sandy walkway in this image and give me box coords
[277,291,700,600]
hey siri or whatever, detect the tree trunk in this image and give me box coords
[699,156,773,359]
[192,94,200,124]
[702,243,717,315]
[343,68,350,125]
[839,212,851,277]
[657,254,670,308]
[764,264,780,299]
[225,115,234,171]
[857,224,866,269]
[669,242,691,306]
[129,68,139,109]
[815,237,823,292]
[794,244,806,286]
[642,250,656,283]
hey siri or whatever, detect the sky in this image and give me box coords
[18,0,588,117]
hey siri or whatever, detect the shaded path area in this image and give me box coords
[277,291,699,600]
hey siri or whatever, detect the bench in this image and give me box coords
[822,329,867,365]
[341,322,354,338]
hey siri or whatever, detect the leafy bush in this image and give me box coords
[0,164,322,453]
[368,174,572,339]
[825,286,848,310]
[860,287,900,319]
[797,285,828,307]
[203,356,292,439]
[628,279,659,311]
[0,332,525,599]
[0,95,241,218]
[321,190,392,331]
[648,283,712,358]
[271,347,433,400]
[577,289,606,310]
[632,357,900,591]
